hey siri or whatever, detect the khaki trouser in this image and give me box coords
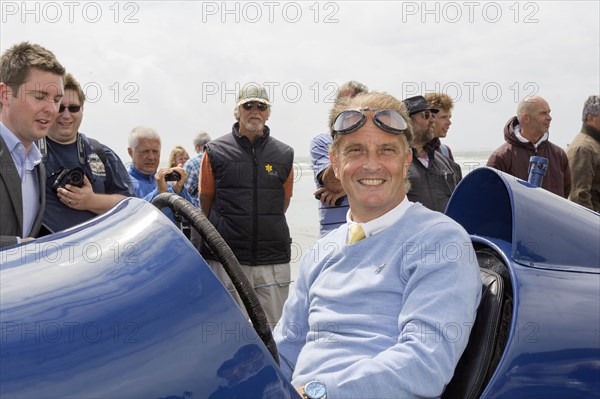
[206,259,291,328]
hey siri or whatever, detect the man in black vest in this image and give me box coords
[199,84,294,327]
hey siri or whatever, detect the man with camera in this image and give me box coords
[127,125,195,221]
[40,73,133,233]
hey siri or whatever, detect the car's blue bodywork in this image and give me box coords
[0,200,297,398]
[446,167,600,398]
[1,167,599,398]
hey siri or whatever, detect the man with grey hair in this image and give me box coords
[310,80,368,237]
[183,131,211,199]
[199,84,294,327]
[0,42,65,247]
[127,125,195,219]
[488,95,571,197]
[567,95,600,211]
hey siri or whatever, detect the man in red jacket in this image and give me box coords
[487,95,571,198]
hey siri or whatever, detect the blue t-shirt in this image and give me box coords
[310,132,349,237]
[42,134,133,232]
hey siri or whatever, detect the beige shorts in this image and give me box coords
[206,260,291,328]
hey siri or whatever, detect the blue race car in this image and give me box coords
[1,167,598,398]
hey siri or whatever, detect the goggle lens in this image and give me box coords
[333,108,408,135]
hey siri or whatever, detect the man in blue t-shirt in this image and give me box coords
[41,73,133,233]
[310,81,368,237]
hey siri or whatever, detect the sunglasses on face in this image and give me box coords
[59,104,81,113]
[242,101,268,111]
[333,107,408,135]
[419,110,433,120]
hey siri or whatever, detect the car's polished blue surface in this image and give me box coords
[446,167,600,398]
[0,199,297,398]
[1,167,599,398]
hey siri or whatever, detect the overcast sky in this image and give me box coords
[2,0,599,162]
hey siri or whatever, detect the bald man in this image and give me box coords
[487,96,571,197]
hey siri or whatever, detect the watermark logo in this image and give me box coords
[202,81,340,104]
[401,81,540,104]
[1,1,141,24]
[400,1,540,24]
[200,1,340,24]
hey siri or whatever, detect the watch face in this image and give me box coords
[305,380,327,399]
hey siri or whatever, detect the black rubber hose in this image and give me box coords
[151,193,279,365]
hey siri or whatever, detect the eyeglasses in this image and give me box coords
[419,110,433,120]
[59,104,81,113]
[333,107,408,135]
[242,101,268,111]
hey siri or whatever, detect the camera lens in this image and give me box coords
[68,169,84,186]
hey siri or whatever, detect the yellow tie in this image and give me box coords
[348,224,366,244]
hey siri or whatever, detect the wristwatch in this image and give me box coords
[303,380,327,399]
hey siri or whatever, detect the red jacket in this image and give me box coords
[487,116,571,198]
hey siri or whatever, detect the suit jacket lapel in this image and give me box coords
[0,135,24,234]
[30,161,46,236]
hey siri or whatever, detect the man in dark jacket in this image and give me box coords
[567,95,600,211]
[403,95,462,213]
[199,84,294,327]
[487,95,570,198]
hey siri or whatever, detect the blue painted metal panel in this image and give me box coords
[446,167,600,397]
[447,167,600,271]
[470,236,600,398]
[0,198,298,398]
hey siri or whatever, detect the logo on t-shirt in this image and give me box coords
[89,153,106,177]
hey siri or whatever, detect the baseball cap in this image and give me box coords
[237,85,271,106]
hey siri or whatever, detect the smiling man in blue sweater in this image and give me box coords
[273,92,481,399]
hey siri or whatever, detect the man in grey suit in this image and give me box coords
[0,42,65,248]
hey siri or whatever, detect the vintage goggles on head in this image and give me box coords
[333,107,408,135]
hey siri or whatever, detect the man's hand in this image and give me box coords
[57,176,125,214]
[57,175,94,210]
[155,166,188,194]
[320,165,344,193]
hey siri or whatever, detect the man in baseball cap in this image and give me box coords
[198,83,294,327]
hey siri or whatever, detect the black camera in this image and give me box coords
[164,171,181,182]
[51,167,85,192]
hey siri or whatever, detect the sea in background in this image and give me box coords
[287,151,492,278]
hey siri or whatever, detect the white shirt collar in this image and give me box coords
[346,197,411,238]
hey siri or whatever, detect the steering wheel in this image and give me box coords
[151,193,279,365]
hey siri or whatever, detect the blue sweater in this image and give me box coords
[273,202,481,398]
